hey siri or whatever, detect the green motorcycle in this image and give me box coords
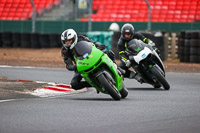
[73,41,128,100]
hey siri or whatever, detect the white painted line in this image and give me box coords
[0,99,18,103]
[0,65,35,69]
[0,65,64,70]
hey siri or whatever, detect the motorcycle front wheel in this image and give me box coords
[120,84,128,98]
[151,66,170,90]
[97,74,121,100]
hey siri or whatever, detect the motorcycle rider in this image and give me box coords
[61,29,118,90]
[117,23,157,81]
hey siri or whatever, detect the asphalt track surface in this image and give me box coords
[0,66,200,133]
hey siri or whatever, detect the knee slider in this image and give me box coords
[70,82,79,90]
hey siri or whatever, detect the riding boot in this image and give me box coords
[129,72,143,83]
[71,81,91,90]
[117,67,125,75]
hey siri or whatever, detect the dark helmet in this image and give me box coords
[121,23,134,40]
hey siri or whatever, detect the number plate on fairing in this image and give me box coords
[142,53,147,59]
[133,47,152,64]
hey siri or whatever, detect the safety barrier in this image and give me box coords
[1,21,200,33]
[1,31,199,63]
[164,32,179,59]
[0,32,61,48]
[0,31,166,60]
[179,30,200,63]
[86,31,113,50]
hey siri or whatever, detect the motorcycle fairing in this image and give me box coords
[133,47,152,64]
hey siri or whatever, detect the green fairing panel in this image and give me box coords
[76,45,103,72]
[100,54,124,91]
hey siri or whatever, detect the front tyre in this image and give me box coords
[97,74,121,100]
[151,66,170,90]
[120,84,128,98]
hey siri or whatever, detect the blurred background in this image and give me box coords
[0,0,200,63]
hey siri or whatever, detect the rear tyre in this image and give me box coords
[120,84,128,98]
[97,74,121,100]
[151,66,170,90]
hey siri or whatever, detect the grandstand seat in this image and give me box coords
[0,0,62,20]
[81,18,88,21]
[176,5,182,10]
[12,17,20,20]
[1,12,8,18]
[195,15,200,21]
[85,0,200,23]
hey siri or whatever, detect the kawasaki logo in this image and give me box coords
[136,47,141,52]
[78,62,89,65]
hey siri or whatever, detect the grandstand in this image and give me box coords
[0,0,62,20]
[0,0,200,22]
[82,0,200,22]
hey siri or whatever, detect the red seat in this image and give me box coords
[174,14,181,19]
[0,16,7,20]
[168,5,176,10]
[188,15,195,20]
[1,12,8,17]
[81,18,88,21]
[165,18,173,22]
[158,18,166,22]
[176,5,182,10]
[0,0,62,20]
[8,12,15,17]
[195,15,200,21]
[115,18,123,22]
[181,15,188,19]
[89,0,200,22]
[12,17,20,20]
[182,5,190,10]
[160,14,166,20]
[166,14,173,19]
[152,18,158,22]
[126,5,133,10]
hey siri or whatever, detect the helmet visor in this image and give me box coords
[63,39,73,47]
[124,33,131,39]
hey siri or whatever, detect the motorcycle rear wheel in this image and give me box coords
[97,74,121,100]
[151,67,170,90]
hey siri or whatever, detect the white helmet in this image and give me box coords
[61,29,78,49]
[108,22,120,32]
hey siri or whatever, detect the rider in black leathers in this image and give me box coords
[61,29,116,90]
[117,23,156,81]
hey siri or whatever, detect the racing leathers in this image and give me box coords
[117,32,154,79]
[61,35,115,90]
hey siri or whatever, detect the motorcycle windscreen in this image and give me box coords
[127,40,144,54]
[74,41,92,60]
[74,41,103,72]
[127,39,153,54]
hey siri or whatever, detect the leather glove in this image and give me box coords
[81,35,91,42]
[153,47,160,56]
[94,42,106,50]
[148,40,155,47]
[98,44,106,50]
[125,60,131,68]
